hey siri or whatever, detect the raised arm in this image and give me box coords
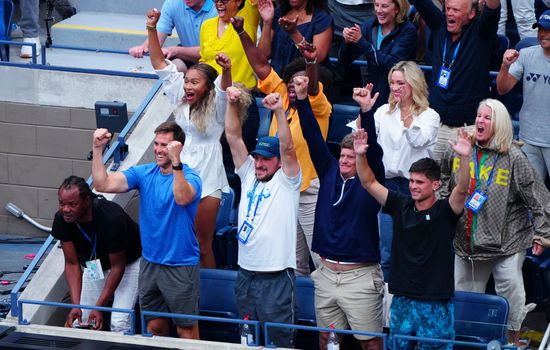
[231,16,272,80]
[225,87,250,169]
[167,141,197,205]
[263,93,300,177]
[496,49,520,95]
[354,129,389,205]
[215,52,233,90]
[257,0,275,59]
[146,9,168,70]
[92,129,129,193]
[299,41,320,96]
[448,128,471,215]
[409,0,445,31]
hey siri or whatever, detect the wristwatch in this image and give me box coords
[172,163,183,171]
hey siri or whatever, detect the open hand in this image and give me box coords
[353,128,369,155]
[449,127,472,157]
[258,0,274,22]
[278,15,299,33]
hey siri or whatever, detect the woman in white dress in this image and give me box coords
[147,8,234,268]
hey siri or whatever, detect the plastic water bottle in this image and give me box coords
[241,316,254,345]
[327,324,339,350]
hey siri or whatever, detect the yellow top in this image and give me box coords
[259,68,332,192]
[199,0,259,89]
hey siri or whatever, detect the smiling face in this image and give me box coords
[409,172,439,203]
[253,155,282,182]
[475,105,494,146]
[445,0,476,38]
[538,28,550,51]
[389,70,413,106]
[375,0,399,28]
[153,132,175,169]
[58,186,91,223]
[184,68,209,107]
[339,148,357,179]
[215,0,242,22]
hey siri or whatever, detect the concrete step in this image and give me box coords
[76,0,165,16]
[51,11,180,52]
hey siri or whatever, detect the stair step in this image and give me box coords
[76,0,165,16]
[51,11,180,52]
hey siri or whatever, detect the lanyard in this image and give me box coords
[473,148,499,194]
[442,36,461,69]
[245,180,270,221]
[76,222,97,261]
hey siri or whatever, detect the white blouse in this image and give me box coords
[156,60,229,197]
[374,104,440,179]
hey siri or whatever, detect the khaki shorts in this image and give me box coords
[310,264,384,340]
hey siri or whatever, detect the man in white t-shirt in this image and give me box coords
[496,10,550,182]
[225,88,302,348]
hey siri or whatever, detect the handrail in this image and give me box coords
[0,39,37,64]
[264,322,387,348]
[538,321,550,350]
[17,299,135,335]
[140,310,261,346]
[10,79,163,317]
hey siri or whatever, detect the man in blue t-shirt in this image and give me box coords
[92,121,202,339]
[354,127,471,350]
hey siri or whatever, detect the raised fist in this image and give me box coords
[146,8,160,27]
[93,128,112,149]
[215,52,232,70]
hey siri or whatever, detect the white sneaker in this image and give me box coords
[20,37,41,58]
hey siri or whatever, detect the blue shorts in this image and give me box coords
[390,296,454,350]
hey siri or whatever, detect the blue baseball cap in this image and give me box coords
[533,10,550,30]
[251,136,280,158]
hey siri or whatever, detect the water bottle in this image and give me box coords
[327,324,339,350]
[241,316,254,345]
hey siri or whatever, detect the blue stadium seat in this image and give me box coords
[453,291,509,345]
[296,276,316,326]
[213,189,239,270]
[199,269,240,343]
[1,0,14,62]
[327,104,360,159]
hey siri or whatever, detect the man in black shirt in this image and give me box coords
[52,176,141,332]
[353,128,471,349]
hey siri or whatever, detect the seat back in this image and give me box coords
[454,291,509,344]
[327,104,360,159]
[215,188,236,233]
[296,276,316,325]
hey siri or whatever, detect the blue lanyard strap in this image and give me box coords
[75,223,97,261]
[442,36,461,69]
[473,148,499,194]
[245,180,270,221]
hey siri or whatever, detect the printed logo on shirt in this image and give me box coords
[452,158,510,186]
[525,72,550,85]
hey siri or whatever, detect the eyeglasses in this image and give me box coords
[214,0,233,4]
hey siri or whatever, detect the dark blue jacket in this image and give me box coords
[338,19,417,109]
[411,0,500,126]
[297,98,385,262]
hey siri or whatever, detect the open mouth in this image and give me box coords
[185,91,196,102]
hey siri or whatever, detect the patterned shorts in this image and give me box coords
[389,296,454,350]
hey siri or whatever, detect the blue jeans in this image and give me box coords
[379,177,410,282]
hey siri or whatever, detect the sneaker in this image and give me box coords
[20,37,41,58]
[11,24,23,39]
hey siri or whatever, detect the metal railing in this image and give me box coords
[17,299,135,335]
[140,310,261,345]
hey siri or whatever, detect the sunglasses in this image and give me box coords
[214,0,234,4]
